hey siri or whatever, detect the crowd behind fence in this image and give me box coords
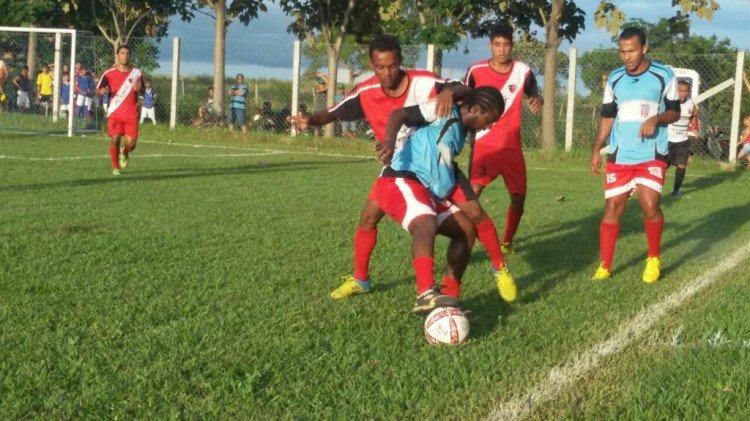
[0,30,747,161]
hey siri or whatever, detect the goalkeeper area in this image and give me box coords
[1,127,749,419]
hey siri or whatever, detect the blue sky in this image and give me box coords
[159,0,749,76]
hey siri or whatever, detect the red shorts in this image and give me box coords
[107,117,138,139]
[469,145,527,195]
[372,177,458,230]
[604,160,667,199]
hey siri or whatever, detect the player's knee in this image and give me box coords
[358,206,383,228]
[409,216,437,238]
[510,194,525,210]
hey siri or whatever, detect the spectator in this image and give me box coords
[737,115,750,166]
[312,71,328,136]
[74,64,94,119]
[227,73,248,133]
[139,79,157,125]
[0,56,8,111]
[13,65,34,111]
[336,84,357,138]
[59,73,71,118]
[198,86,214,120]
[36,64,53,116]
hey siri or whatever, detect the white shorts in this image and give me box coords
[140,107,156,123]
[59,104,69,112]
[75,95,91,107]
[16,91,30,108]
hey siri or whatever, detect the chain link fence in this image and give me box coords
[1,29,747,161]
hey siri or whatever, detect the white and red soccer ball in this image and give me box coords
[424,307,469,345]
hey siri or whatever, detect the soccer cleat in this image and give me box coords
[112,169,121,176]
[671,191,683,197]
[642,257,661,283]
[119,152,129,169]
[330,275,371,300]
[501,242,515,255]
[591,262,611,281]
[413,288,462,315]
[494,264,517,302]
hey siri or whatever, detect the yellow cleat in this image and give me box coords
[330,275,371,300]
[119,152,129,169]
[500,242,515,255]
[495,264,517,302]
[642,257,661,283]
[591,262,611,281]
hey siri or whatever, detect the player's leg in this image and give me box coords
[119,120,139,170]
[670,142,689,195]
[500,149,528,254]
[150,108,157,125]
[635,162,666,283]
[593,162,633,279]
[435,206,476,298]
[227,107,235,131]
[140,107,146,124]
[466,148,508,268]
[108,118,123,175]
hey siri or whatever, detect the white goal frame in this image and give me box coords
[0,26,77,137]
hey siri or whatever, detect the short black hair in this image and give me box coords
[116,44,130,53]
[368,34,402,62]
[619,27,646,46]
[677,80,690,87]
[489,22,514,43]
[464,86,505,116]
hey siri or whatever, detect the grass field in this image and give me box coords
[1,127,749,419]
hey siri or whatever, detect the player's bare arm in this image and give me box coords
[591,117,615,175]
[638,110,680,138]
[376,107,410,165]
[287,109,336,131]
[434,83,472,117]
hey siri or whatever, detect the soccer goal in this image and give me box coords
[0,26,102,137]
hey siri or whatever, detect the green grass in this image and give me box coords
[1,129,749,418]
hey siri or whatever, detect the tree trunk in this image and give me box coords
[324,47,339,138]
[27,32,37,85]
[541,0,563,156]
[212,0,226,114]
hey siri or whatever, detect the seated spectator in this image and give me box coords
[198,86,215,119]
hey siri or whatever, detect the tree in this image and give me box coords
[279,0,382,137]
[194,0,269,114]
[594,0,720,34]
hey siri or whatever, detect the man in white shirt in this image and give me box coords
[666,80,698,196]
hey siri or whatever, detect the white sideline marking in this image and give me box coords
[486,240,750,421]
[140,139,376,160]
[0,152,282,161]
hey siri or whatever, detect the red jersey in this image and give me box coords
[97,66,142,121]
[329,69,445,142]
[465,60,538,150]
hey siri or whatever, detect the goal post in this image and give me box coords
[0,26,78,137]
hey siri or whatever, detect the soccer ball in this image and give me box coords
[424,307,469,345]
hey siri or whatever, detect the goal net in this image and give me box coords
[0,27,101,137]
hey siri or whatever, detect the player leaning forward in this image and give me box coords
[97,45,143,176]
[590,27,680,283]
[376,86,504,314]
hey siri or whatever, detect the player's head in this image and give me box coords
[116,44,131,66]
[743,114,750,127]
[368,34,403,90]
[488,22,514,64]
[460,86,505,131]
[62,73,69,82]
[677,80,691,102]
[236,73,244,83]
[78,64,86,74]
[207,86,213,95]
[21,65,28,75]
[41,64,49,73]
[618,27,648,73]
[145,79,152,88]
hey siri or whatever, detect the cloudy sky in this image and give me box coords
[158,0,749,77]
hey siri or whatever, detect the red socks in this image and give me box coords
[476,216,505,270]
[644,218,664,258]
[599,221,620,271]
[353,228,377,281]
[440,276,461,298]
[503,207,523,244]
[413,256,435,295]
[109,144,120,169]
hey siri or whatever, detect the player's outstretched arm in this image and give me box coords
[591,117,614,175]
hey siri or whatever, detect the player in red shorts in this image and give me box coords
[288,35,472,300]
[462,23,542,300]
[96,44,142,176]
[590,27,680,283]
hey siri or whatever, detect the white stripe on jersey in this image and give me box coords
[395,178,436,230]
[617,100,660,122]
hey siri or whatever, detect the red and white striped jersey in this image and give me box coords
[97,66,141,121]
[329,69,446,142]
[465,60,538,150]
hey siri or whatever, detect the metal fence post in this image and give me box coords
[426,44,435,73]
[565,48,577,152]
[728,50,745,164]
[291,40,301,137]
[170,37,180,130]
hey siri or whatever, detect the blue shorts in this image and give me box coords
[742,143,750,154]
[228,107,246,125]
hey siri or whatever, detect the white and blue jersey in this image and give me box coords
[388,103,466,199]
[141,88,157,109]
[601,61,680,164]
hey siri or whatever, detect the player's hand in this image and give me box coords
[433,89,454,117]
[287,112,310,130]
[639,116,658,138]
[527,95,543,114]
[376,139,396,165]
[590,152,602,175]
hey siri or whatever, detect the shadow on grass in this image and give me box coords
[1,159,371,192]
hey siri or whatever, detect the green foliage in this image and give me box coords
[595,0,721,35]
